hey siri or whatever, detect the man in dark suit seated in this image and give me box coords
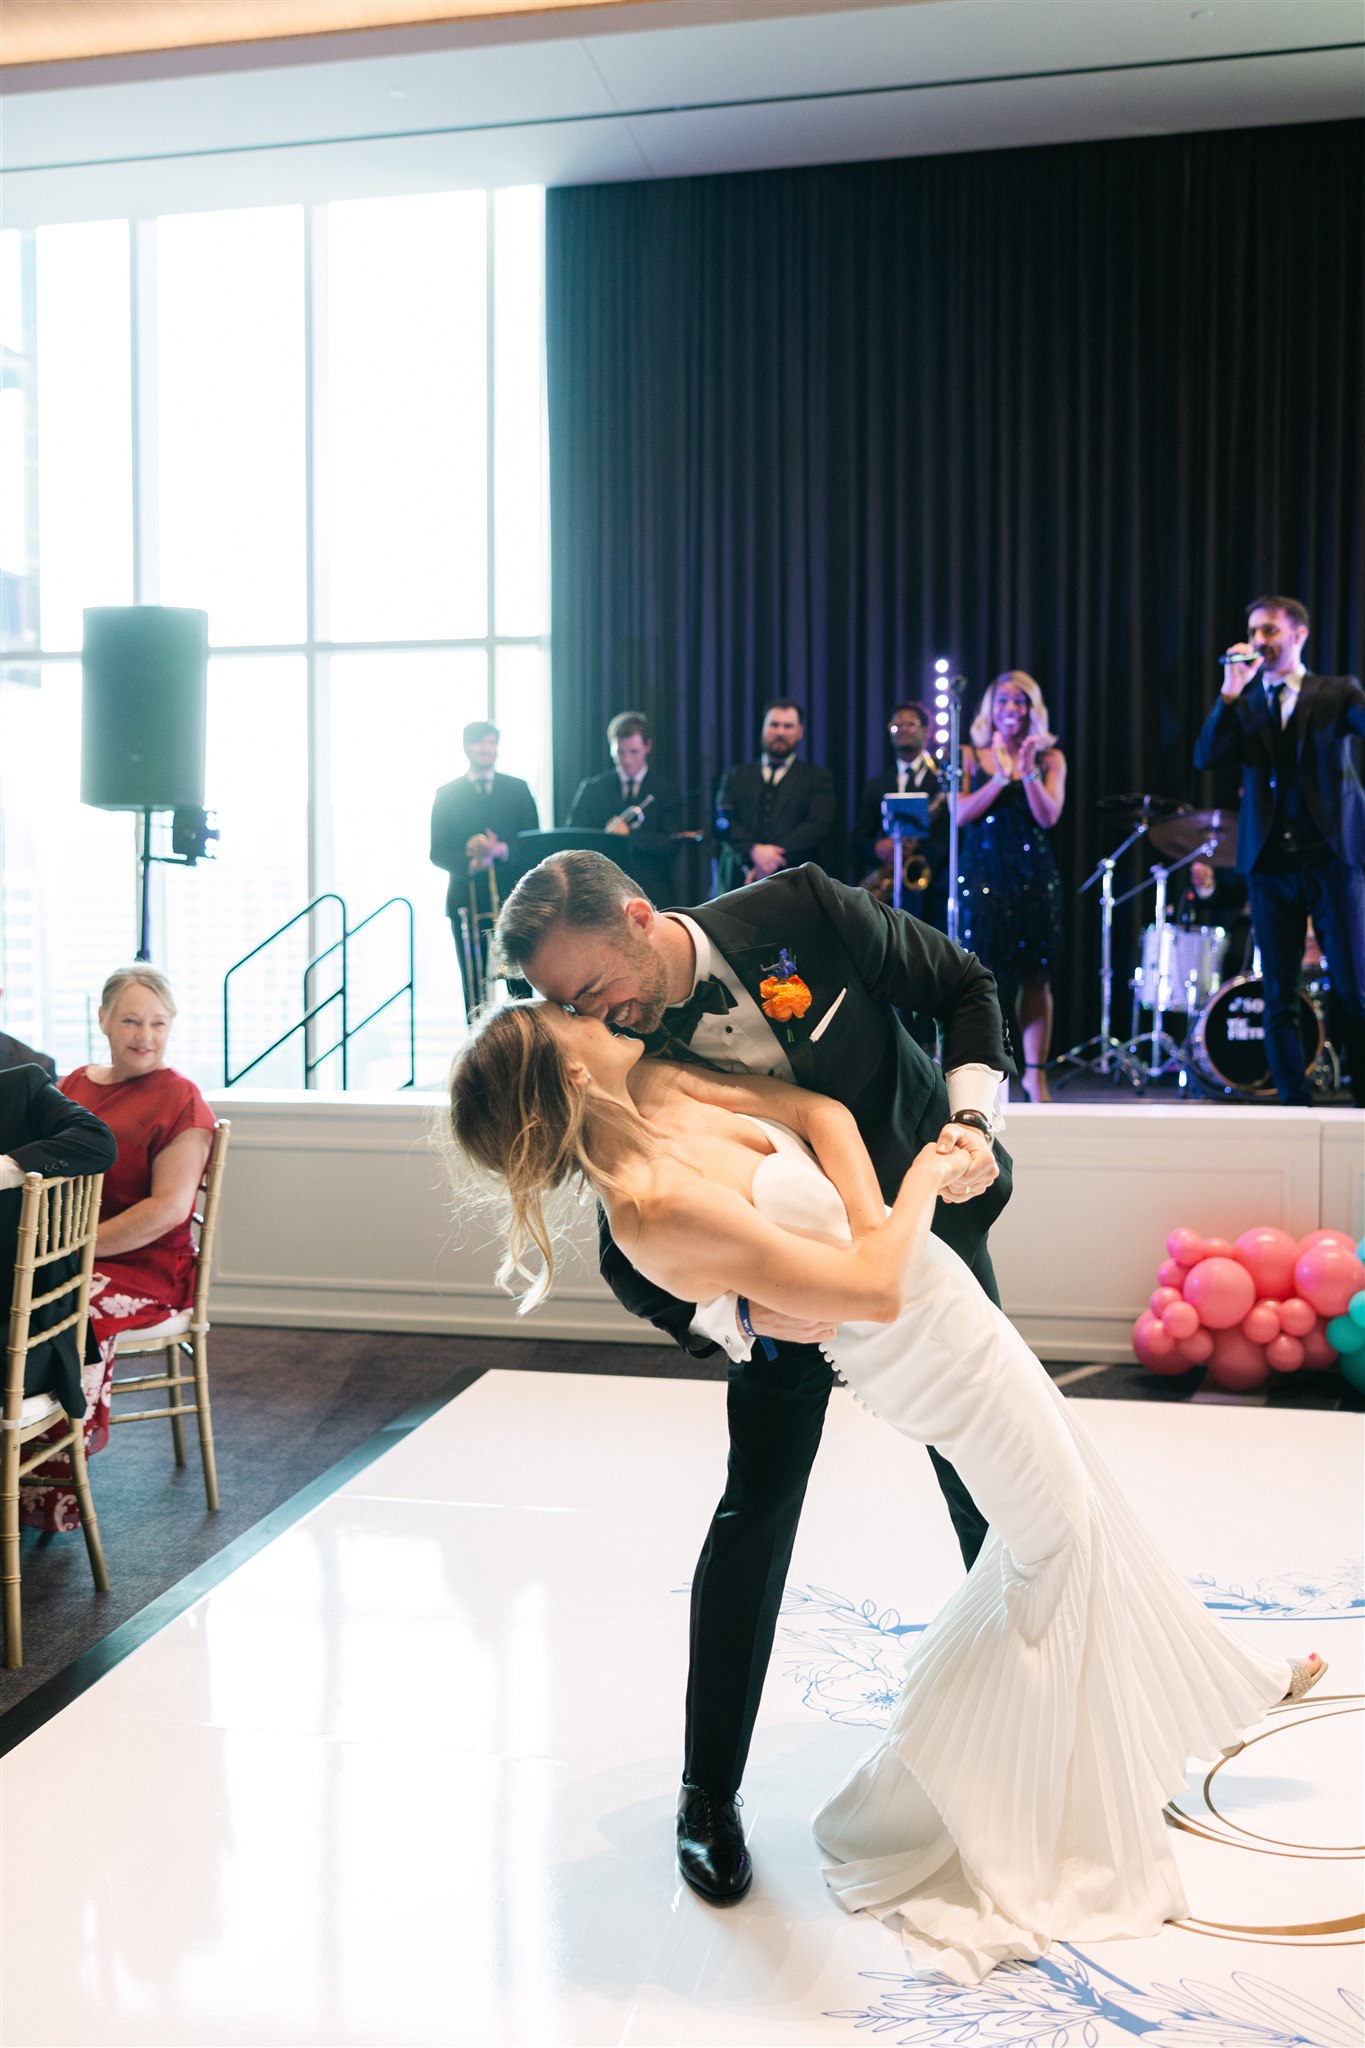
[853,701,949,929]
[492,849,1010,1908]
[715,700,837,894]
[566,711,683,904]
[430,721,541,1018]
[1,1065,118,1418]
[0,986,56,1078]
[1194,595,1365,1105]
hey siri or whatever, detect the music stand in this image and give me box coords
[513,828,656,891]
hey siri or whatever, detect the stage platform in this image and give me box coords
[1,1369,1359,2046]
[202,1091,1365,1363]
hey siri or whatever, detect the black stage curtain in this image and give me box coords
[546,119,1363,1041]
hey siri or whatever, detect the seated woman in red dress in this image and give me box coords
[23,967,215,1532]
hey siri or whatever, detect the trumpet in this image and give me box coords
[458,840,503,1015]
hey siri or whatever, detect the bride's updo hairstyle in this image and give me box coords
[446,1002,647,1314]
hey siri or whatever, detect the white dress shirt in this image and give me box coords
[1264,664,1305,726]
[666,912,1003,1359]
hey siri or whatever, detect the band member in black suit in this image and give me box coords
[430,721,540,1017]
[0,985,56,1077]
[566,711,683,903]
[491,850,1011,1907]
[854,701,949,929]
[1194,596,1365,1105]
[1,1064,117,1417]
[715,701,837,893]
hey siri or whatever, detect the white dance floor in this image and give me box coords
[2,1370,1361,2047]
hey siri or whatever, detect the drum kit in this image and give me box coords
[1053,795,1336,1101]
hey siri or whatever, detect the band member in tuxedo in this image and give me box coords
[854,702,949,929]
[490,849,1011,1907]
[430,722,540,1018]
[566,712,682,903]
[715,701,837,893]
[1194,596,1365,1106]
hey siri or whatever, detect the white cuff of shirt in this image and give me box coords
[690,1291,753,1363]
[945,1064,1006,1134]
[0,1155,24,1191]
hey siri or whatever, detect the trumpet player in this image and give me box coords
[567,711,682,902]
[855,702,948,929]
[430,721,540,1019]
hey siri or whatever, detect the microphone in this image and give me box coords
[1218,650,1265,667]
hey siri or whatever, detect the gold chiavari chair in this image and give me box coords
[108,1120,230,1512]
[2,1170,111,1669]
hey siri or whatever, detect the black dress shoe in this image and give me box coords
[676,1783,753,1903]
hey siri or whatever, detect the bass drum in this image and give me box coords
[1191,975,1323,1098]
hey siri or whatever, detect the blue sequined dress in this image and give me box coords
[958,774,1064,978]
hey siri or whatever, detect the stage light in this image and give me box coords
[934,658,950,674]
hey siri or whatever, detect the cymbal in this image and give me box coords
[1147,806,1239,866]
[1096,791,1187,822]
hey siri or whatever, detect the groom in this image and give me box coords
[492,853,1014,1904]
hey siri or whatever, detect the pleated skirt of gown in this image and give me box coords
[745,1122,1291,1984]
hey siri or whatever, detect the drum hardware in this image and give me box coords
[1132,922,1226,1015]
[1190,974,1326,1099]
[1113,815,1237,1085]
[1051,805,1155,1094]
[1145,806,1239,870]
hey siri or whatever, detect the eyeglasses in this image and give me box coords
[888,719,923,732]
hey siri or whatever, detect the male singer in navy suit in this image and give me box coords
[1194,596,1365,1105]
[715,701,837,893]
[567,711,682,903]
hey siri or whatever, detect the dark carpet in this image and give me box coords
[3,1324,1355,1729]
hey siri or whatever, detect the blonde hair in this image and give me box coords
[444,1002,650,1315]
[99,965,178,1017]
[969,670,1056,751]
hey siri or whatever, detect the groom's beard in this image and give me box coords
[606,943,672,1036]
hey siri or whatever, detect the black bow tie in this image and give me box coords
[658,975,737,1045]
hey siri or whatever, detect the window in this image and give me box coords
[0,188,549,1090]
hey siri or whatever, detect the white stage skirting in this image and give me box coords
[203,1092,1365,1362]
[2,1373,1360,2046]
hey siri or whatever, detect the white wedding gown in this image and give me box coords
[745,1117,1291,1985]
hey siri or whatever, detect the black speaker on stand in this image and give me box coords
[81,605,209,961]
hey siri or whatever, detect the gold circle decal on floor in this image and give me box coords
[1163,1694,1363,1945]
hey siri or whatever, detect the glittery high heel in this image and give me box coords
[1222,1652,1327,1759]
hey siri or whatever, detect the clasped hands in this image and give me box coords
[741,1122,997,1347]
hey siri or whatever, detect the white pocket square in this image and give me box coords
[808,988,848,1044]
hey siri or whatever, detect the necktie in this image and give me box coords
[897,762,910,793]
[657,975,737,1045]
[1266,680,1286,728]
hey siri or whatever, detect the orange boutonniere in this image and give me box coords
[759,950,812,1038]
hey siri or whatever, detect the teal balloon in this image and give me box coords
[1325,1313,1365,1355]
[1341,1348,1365,1396]
[1351,1290,1365,1329]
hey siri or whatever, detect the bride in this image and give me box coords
[446,998,1323,1984]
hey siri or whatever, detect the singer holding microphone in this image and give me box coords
[567,711,683,903]
[1194,596,1365,1107]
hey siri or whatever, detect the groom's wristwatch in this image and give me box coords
[946,1108,994,1139]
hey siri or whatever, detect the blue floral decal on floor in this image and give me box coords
[824,1948,1363,2048]
[777,1564,1360,1732]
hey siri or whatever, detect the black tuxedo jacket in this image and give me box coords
[1193,674,1365,870]
[430,773,541,917]
[599,864,1014,1358]
[0,1030,55,1078]
[1,1065,118,1416]
[715,759,838,892]
[566,770,683,897]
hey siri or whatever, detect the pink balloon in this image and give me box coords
[1166,1227,1206,1269]
[1266,1333,1305,1372]
[1150,1285,1184,1317]
[1293,1244,1365,1321]
[1183,1256,1257,1331]
[1206,1327,1271,1392]
[1233,1227,1301,1302]
[1300,1316,1340,1369]
[1157,1257,1186,1290]
[1298,1229,1357,1254]
[1241,1300,1282,1345]
[1202,1237,1236,1261]
[1278,1295,1316,1337]
[1132,1311,1181,1371]
[1176,1327,1215,1364]
[1162,1299,1200,1341]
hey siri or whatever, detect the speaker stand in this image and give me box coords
[137,808,154,962]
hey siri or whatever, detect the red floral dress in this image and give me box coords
[22,1065,216,1532]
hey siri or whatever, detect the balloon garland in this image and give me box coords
[1133,1227,1365,1393]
